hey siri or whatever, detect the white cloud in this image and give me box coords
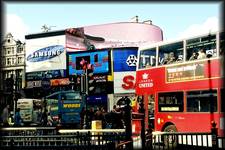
[177,16,220,39]
[4,14,29,42]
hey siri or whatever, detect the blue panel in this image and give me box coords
[113,48,138,72]
[86,95,107,105]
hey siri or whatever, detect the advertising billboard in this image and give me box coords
[113,48,138,72]
[86,95,107,105]
[114,71,136,94]
[68,50,109,75]
[26,35,66,73]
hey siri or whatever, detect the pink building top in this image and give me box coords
[26,21,163,51]
[84,22,163,42]
[66,22,163,51]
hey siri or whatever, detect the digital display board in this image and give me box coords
[113,48,138,72]
[68,50,109,75]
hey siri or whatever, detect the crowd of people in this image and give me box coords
[160,48,209,65]
[0,105,23,127]
[1,103,127,129]
[80,105,125,129]
[0,104,57,127]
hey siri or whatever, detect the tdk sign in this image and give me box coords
[27,45,64,62]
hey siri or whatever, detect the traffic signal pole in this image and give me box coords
[85,69,88,110]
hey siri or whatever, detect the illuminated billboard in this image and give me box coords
[68,50,109,75]
[113,48,138,72]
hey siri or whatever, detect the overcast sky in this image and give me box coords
[3,2,223,42]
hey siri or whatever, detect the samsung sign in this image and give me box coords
[27,45,64,62]
[26,35,66,73]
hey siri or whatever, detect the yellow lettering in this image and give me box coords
[63,103,80,108]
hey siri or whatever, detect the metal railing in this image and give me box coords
[0,127,127,150]
[144,131,225,150]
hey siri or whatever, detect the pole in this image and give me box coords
[139,97,146,149]
[85,69,88,110]
[123,97,133,150]
[211,121,218,148]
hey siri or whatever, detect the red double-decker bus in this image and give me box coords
[136,31,224,136]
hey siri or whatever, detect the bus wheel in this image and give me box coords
[163,125,177,148]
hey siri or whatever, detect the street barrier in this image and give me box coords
[0,127,126,150]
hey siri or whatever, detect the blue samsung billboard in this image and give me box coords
[68,50,109,75]
[113,48,138,72]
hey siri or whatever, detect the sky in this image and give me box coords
[3,2,223,42]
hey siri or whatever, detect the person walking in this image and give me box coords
[80,107,86,129]
[85,107,94,129]
[41,109,48,126]
[8,112,14,126]
[1,105,10,127]
[14,108,23,126]
[47,113,53,126]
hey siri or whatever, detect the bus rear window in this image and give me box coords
[158,92,183,112]
[187,90,217,112]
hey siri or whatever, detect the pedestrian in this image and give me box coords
[94,107,103,120]
[80,107,86,129]
[41,109,48,126]
[101,107,107,128]
[37,109,42,125]
[47,113,53,126]
[8,111,14,126]
[85,107,94,129]
[14,108,23,127]
[111,105,117,113]
[1,105,10,127]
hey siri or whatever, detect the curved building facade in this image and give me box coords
[84,22,163,43]
[66,22,163,51]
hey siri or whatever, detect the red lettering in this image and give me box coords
[122,75,135,90]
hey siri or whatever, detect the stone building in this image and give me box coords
[0,33,26,111]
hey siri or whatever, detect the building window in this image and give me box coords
[12,58,15,65]
[7,48,11,54]
[7,58,12,66]
[17,47,23,53]
[17,57,23,64]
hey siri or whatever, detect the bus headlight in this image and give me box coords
[157,118,164,124]
[157,118,161,124]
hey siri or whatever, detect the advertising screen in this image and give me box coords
[113,48,138,72]
[68,50,109,75]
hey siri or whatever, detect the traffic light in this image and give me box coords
[87,66,95,95]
